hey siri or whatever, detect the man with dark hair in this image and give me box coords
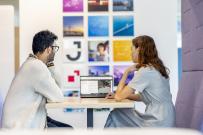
[32,30,59,65]
[2,30,71,129]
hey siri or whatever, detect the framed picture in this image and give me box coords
[113,40,132,62]
[113,65,134,86]
[88,16,109,37]
[63,16,84,37]
[88,40,109,62]
[63,0,83,12]
[63,39,86,62]
[113,0,134,11]
[88,65,110,76]
[88,0,109,12]
[63,64,87,89]
[113,15,134,36]
[63,90,80,97]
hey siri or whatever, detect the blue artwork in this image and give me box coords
[63,16,83,37]
[63,90,79,97]
[63,90,85,112]
[113,65,134,86]
[113,16,134,36]
[89,66,110,76]
[88,16,109,37]
[64,108,85,113]
[113,0,134,11]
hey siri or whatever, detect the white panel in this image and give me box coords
[0,0,19,26]
[19,0,63,66]
[135,0,178,103]
[0,6,15,102]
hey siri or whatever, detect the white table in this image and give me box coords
[46,97,134,128]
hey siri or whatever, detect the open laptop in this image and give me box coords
[80,76,113,98]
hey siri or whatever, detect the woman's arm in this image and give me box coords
[127,93,141,101]
[115,68,135,101]
[115,65,138,101]
[115,85,133,101]
[116,70,129,94]
[106,90,141,101]
[116,65,137,93]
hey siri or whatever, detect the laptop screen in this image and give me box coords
[80,76,113,96]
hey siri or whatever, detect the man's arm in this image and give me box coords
[47,62,62,88]
[34,63,64,102]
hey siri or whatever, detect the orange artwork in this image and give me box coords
[113,40,132,62]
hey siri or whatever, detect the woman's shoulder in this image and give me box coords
[137,66,161,78]
[139,65,168,80]
[138,66,155,73]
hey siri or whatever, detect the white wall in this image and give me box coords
[19,0,178,128]
[0,6,15,102]
[135,0,178,103]
[19,0,63,66]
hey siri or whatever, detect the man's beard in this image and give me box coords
[47,52,55,63]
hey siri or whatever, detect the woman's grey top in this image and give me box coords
[127,66,175,127]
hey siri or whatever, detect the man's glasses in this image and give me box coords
[51,45,59,53]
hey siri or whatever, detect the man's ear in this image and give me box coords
[46,47,51,54]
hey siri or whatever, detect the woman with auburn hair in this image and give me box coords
[105,35,175,128]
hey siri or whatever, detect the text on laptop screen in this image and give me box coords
[80,76,113,94]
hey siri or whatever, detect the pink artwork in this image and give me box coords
[63,64,87,89]
[63,0,83,12]
[67,70,80,83]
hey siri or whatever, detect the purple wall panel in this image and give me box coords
[175,0,203,130]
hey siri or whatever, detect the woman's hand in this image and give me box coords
[105,92,115,99]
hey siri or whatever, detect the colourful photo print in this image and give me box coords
[88,66,110,76]
[88,16,109,37]
[63,0,83,12]
[63,64,87,89]
[113,65,134,86]
[113,40,132,62]
[63,90,79,97]
[113,16,134,36]
[63,90,84,112]
[64,108,85,113]
[94,108,110,112]
[88,40,109,62]
[113,0,134,11]
[63,16,84,37]
[88,0,109,12]
[63,39,86,62]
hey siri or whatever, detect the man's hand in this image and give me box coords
[105,92,115,99]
